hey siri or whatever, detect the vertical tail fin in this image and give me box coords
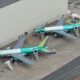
[38,36,49,47]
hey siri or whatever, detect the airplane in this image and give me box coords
[35,15,80,39]
[0,33,56,70]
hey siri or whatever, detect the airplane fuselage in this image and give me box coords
[35,24,80,33]
[0,47,48,56]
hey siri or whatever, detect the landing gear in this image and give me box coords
[74,26,79,37]
[54,33,63,38]
[40,32,44,40]
[33,48,39,60]
[10,58,18,66]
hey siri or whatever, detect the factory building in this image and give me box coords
[0,0,68,47]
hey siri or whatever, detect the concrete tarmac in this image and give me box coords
[0,34,80,80]
[0,1,80,79]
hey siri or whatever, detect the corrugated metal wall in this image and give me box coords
[0,0,68,47]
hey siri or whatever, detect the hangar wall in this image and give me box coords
[0,0,68,47]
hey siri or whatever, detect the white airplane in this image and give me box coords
[35,15,80,39]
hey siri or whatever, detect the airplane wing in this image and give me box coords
[54,15,77,39]
[56,15,64,26]
[10,34,34,66]
[11,54,34,66]
[54,30,77,39]
[13,35,25,48]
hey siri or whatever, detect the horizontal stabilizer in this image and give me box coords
[4,60,13,71]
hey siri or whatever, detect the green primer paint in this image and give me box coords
[63,24,80,30]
